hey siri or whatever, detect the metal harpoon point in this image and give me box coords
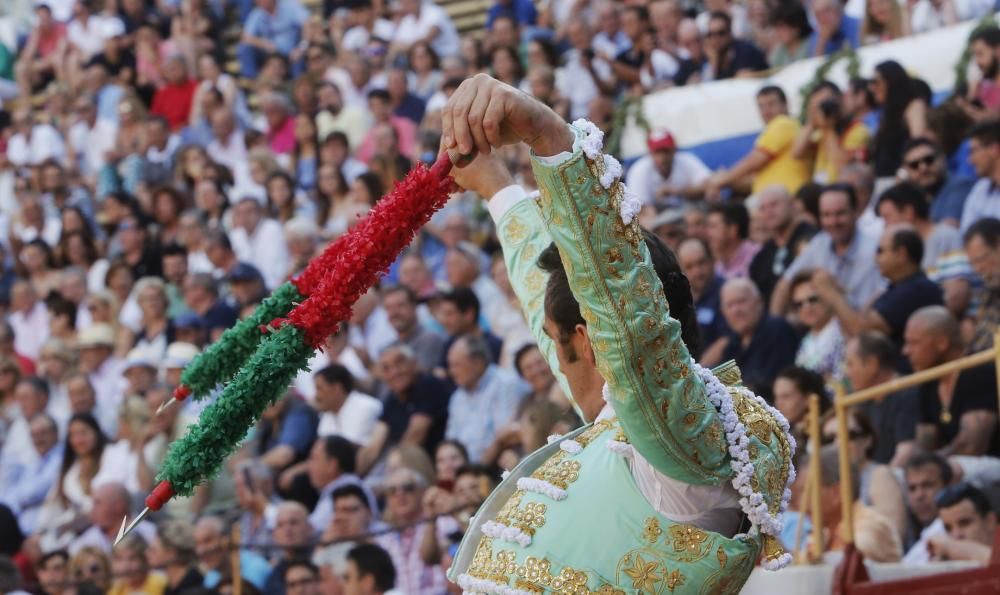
[155,397,177,416]
[113,507,150,547]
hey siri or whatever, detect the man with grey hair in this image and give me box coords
[748,184,816,302]
[194,515,272,590]
[0,412,62,533]
[905,306,999,456]
[357,344,451,474]
[445,335,531,462]
[70,482,155,553]
[720,278,799,400]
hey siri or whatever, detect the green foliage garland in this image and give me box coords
[606,94,650,157]
[158,323,314,496]
[179,281,304,399]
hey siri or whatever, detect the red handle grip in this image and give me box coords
[430,152,455,180]
[173,385,192,402]
[145,480,175,511]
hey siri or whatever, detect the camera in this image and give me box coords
[819,98,840,119]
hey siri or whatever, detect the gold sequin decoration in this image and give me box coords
[666,524,710,561]
[495,492,548,537]
[503,216,528,245]
[643,517,663,544]
[622,552,663,592]
[530,451,581,490]
[469,538,624,595]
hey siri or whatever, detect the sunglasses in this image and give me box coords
[792,295,821,311]
[386,482,418,496]
[905,154,935,170]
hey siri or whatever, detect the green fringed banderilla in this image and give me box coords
[157,323,314,496]
[178,282,304,400]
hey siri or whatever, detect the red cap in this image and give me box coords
[647,129,676,153]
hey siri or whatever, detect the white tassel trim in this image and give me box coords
[602,383,612,403]
[501,470,511,481]
[600,154,622,189]
[692,360,797,571]
[572,118,604,160]
[559,439,582,454]
[762,552,794,571]
[516,477,567,501]
[480,520,532,546]
[458,574,535,595]
[620,184,642,225]
[546,434,561,445]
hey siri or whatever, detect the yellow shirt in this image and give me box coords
[108,573,167,595]
[751,114,812,195]
[813,122,872,183]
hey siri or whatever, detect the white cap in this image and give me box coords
[163,342,200,369]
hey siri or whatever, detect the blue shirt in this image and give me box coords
[695,275,730,352]
[244,0,308,55]
[258,398,318,463]
[445,365,530,461]
[929,175,975,224]
[486,0,537,27]
[97,84,125,123]
[960,177,1000,233]
[0,444,63,533]
[204,550,272,590]
[807,15,860,56]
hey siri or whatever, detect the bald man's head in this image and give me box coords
[721,278,763,337]
[903,305,961,371]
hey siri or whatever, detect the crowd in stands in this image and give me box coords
[0,0,999,592]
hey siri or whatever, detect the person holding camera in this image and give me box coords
[792,81,872,184]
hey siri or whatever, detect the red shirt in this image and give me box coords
[150,79,199,130]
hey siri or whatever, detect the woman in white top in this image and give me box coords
[92,396,167,495]
[790,269,846,382]
[37,412,108,534]
[407,42,443,101]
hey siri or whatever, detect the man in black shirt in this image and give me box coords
[814,225,942,352]
[358,343,450,474]
[704,11,768,80]
[749,185,816,303]
[844,332,919,465]
[904,306,1000,456]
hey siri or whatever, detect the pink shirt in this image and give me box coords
[355,116,417,163]
[267,116,297,154]
[714,240,761,280]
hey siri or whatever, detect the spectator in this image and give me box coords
[8,280,51,362]
[0,412,62,534]
[229,197,289,290]
[844,332,920,465]
[706,202,760,280]
[877,181,974,318]
[898,139,975,228]
[356,89,417,164]
[68,547,111,592]
[861,0,910,45]
[678,237,730,362]
[382,286,446,373]
[703,11,768,81]
[0,378,53,467]
[265,501,314,595]
[870,61,918,182]
[625,129,711,209]
[813,225,943,350]
[772,366,827,443]
[793,81,871,184]
[343,543,396,595]
[311,364,381,445]
[147,520,204,595]
[35,550,71,595]
[238,0,308,79]
[375,466,445,594]
[445,335,530,462]
[435,287,503,366]
[109,534,167,595]
[284,559,322,595]
[748,185,817,303]
[927,483,997,563]
[312,484,382,587]
[555,18,610,121]
[387,67,425,125]
[340,1,396,54]
[963,26,1000,115]
[234,460,279,552]
[359,344,450,473]
[77,323,125,410]
[181,273,238,341]
[808,0,861,56]
[487,0,537,29]
[962,120,1000,231]
[774,184,883,313]
[769,2,812,68]
[392,0,461,59]
[788,270,846,380]
[192,516,271,591]
[720,278,799,400]
[255,392,318,473]
[304,435,376,533]
[707,85,811,198]
[150,56,199,132]
[69,482,140,553]
[903,451,955,561]
[964,218,1000,352]
[904,306,999,456]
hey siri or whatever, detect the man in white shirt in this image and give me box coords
[228,196,290,290]
[69,94,117,182]
[392,0,460,58]
[306,436,378,533]
[6,109,65,170]
[65,2,124,61]
[313,364,382,447]
[342,0,396,52]
[207,109,249,187]
[0,378,55,471]
[625,128,711,209]
[6,280,49,361]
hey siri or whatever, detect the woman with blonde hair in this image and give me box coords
[92,396,166,494]
[109,534,166,595]
[70,546,112,593]
[861,0,910,45]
